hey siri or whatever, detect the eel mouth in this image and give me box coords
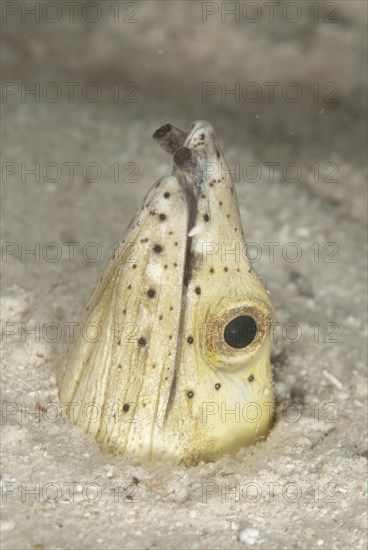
[153,120,201,224]
[152,120,226,285]
[153,122,211,424]
[153,120,221,171]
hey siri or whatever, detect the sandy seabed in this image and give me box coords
[1,1,367,549]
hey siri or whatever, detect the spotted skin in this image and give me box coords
[59,121,275,466]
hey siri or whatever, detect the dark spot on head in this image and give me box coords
[127,284,132,289]
[199,133,205,140]
[159,213,166,221]
[210,267,214,273]
[195,287,201,295]
[248,269,251,273]
[138,337,147,347]
[147,288,156,298]
[164,192,170,198]
[224,267,228,272]
[164,264,168,269]
[159,314,163,320]
[123,403,130,412]
[173,262,178,267]
[215,383,221,390]
[154,244,163,253]
[248,374,255,382]
[118,364,122,369]
[132,264,137,269]
[123,308,126,314]
[187,391,194,399]
[117,339,121,346]
[187,336,194,344]
[219,201,223,206]
[86,307,89,311]
[204,214,209,222]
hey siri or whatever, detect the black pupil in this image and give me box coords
[224,316,257,349]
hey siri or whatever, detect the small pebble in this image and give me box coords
[239,528,260,545]
[172,488,189,503]
[1,519,15,531]
[296,227,310,238]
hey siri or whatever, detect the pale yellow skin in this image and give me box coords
[59,121,275,466]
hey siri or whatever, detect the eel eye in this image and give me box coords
[224,315,257,349]
[203,301,274,367]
